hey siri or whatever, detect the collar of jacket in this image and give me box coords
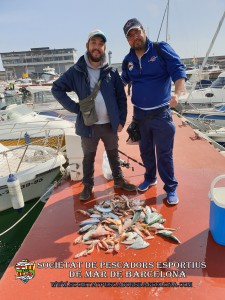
[74,55,112,80]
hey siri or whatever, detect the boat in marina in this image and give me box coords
[35,66,59,85]
[202,64,224,80]
[0,141,66,212]
[15,78,33,85]
[0,103,74,146]
[4,88,22,98]
[186,64,223,81]
[25,87,78,116]
[177,71,225,111]
[205,127,225,146]
[180,103,225,128]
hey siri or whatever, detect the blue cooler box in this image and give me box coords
[209,175,225,246]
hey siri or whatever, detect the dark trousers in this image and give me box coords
[81,123,123,187]
[134,106,178,193]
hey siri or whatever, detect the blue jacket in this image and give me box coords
[51,56,127,137]
[121,38,187,109]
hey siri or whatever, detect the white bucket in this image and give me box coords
[209,175,225,246]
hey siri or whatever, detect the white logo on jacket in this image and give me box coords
[128,62,134,71]
[149,56,157,62]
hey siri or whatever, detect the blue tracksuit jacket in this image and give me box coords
[121,37,187,109]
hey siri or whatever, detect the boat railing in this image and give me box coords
[198,110,225,118]
[0,135,65,176]
[0,127,67,150]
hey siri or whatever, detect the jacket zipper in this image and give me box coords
[139,58,142,74]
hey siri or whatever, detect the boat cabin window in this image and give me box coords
[211,76,225,88]
[4,104,33,120]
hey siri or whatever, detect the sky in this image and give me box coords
[0,0,225,70]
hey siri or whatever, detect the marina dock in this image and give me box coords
[1,102,225,300]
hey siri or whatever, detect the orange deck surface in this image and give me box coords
[1,100,225,300]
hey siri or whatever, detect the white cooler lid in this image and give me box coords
[211,188,225,208]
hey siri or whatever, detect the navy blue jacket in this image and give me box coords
[51,56,127,137]
[121,38,187,109]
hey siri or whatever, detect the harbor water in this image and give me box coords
[0,199,45,278]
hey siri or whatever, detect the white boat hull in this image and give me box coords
[0,143,66,212]
[206,130,225,144]
[0,167,60,212]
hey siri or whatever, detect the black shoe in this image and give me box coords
[79,185,93,201]
[114,178,137,192]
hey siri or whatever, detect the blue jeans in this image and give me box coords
[134,106,178,193]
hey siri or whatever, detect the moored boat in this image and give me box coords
[0,103,74,147]
[177,71,225,111]
[0,141,66,212]
[181,103,225,128]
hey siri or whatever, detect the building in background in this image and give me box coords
[0,71,6,81]
[1,47,225,82]
[0,47,77,80]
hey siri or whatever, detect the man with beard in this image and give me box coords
[121,18,187,205]
[52,29,136,201]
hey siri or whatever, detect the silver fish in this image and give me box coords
[78,224,97,233]
[124,231,138,241]
[156,230,181,244]
[132,210,142,224]
[90,214,102,218]
[122,239,137,245]
[100,200,111,207]
[102,213,119,219]
[159,218,166,224]
[94,205,112,213]
[146,213,162,226]
[79,218,100,227]
[122,218,132,230]
[148,223,165,230]
[144,206,152,224]
[131,199,145,207]
[126,236,150,250]
[156,230,173,236]
[108,224,119,230]
[83,228,97,241]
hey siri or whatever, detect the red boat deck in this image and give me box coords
[1,98,225,300]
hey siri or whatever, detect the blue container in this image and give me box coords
[209,175,225,246]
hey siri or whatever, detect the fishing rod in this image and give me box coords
[118,149,144,167]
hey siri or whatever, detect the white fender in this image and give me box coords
[7,174,24,210]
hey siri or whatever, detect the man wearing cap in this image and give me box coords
[52,29,136,201]
[121,18,187,205]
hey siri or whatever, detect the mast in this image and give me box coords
[187,11,225,101]
[157,0,170,42]
[166,0,170,42]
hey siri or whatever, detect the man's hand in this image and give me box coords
[169,94,179,108]
[117,124,123,132]
[170,78,187,107]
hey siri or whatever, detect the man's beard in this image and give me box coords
[87,50,104,62]
[132,39,146,51]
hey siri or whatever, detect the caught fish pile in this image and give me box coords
[74,195,180,258]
